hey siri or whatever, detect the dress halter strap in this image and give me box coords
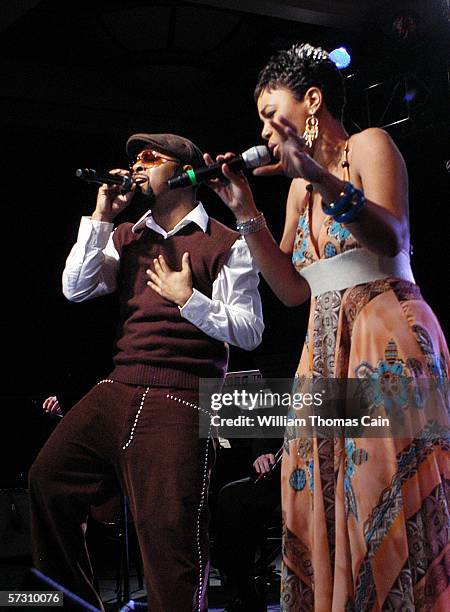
[304,139,350,199]
[341,140,350,181]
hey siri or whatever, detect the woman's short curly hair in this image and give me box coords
[254,43,346,120]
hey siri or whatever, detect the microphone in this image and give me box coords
[75,168,137,192]
[167,145,272,190]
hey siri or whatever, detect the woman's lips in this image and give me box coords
[271,144,280,159]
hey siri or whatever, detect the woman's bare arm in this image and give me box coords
[313,128,409,256]
[204,151,310,306]
[243,179,310,306]
[272,118,410,257]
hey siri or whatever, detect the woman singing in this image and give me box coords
[205,43,449,611]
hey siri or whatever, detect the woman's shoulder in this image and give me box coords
[349,128,398,154]
[348,128,405,172]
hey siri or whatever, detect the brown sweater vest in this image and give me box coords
[109,217,239,388]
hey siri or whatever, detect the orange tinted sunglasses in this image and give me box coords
[130,149,178,168]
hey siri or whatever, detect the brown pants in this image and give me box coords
[29,380,214,611]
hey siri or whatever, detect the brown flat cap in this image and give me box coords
[126,133,204,169]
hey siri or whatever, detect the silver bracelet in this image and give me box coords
[236,212,267,235]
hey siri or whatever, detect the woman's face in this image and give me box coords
[257,87,308,158]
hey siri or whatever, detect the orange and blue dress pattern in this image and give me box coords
[281,166,450,610]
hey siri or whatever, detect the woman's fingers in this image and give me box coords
[269,119,289,140]
[278,114,298,131]
[219,152,236,161]
[270,116,306,152]
[204,151,235,164]
[203,152,232,186]
[221,162,245,184]
[279,115,306,146]
[203,152,214,166]
[216,153,236,183]
[285,128,306,149]
[252,161,284,176]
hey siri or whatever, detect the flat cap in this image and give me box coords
[126,133,204,169]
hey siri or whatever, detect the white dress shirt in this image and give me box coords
[63,202,264,351]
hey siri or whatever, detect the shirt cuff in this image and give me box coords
[179,288,211,323]
[78,216,114,248]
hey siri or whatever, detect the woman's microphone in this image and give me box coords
[167,145,272,190]
[75,168,137,193]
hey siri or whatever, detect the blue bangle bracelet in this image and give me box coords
[322,182,357,216]
[334,195,366,224]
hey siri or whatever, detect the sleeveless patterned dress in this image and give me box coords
[281,147,450,611]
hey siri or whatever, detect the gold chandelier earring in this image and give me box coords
[303,113,319,148]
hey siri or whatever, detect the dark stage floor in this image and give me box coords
[0,546,282,611]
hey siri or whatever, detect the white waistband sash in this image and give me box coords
[299,248,415,297]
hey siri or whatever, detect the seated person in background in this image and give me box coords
[213,438,282,612]
[41,358,110,419]
[42,396,63,418]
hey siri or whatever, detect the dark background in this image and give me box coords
[1,0,449,485]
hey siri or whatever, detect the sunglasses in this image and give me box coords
[130,149,178,169]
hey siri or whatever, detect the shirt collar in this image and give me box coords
[131,201,209,238]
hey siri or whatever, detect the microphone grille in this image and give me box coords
[75,168,96,179]
[242,145,272,169]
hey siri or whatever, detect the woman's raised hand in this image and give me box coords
[257,115,325,183]
[203,152,259,220]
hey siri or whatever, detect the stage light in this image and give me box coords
[329,47,351,69]
[404,89,417,103]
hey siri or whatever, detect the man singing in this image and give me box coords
[29,133,264,611]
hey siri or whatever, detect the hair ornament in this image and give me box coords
[295,43,329,62]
